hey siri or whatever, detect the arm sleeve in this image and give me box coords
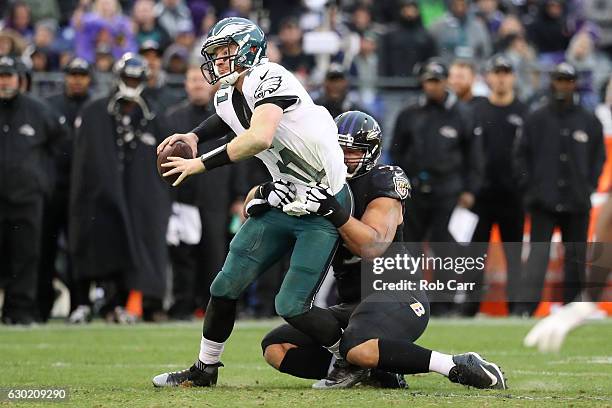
[190,113,235,144]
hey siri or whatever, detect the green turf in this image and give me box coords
[1,318,611,407]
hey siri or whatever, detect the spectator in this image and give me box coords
[0,29,26,57]
[584,0,612,57]
[154,0,194,40]
[313,64,367,120]
[3,1,34,42]
[474,0,506,36]
[516,63,606,315]
[526,0,573,64]
[378,0,437,79]
[221,0,255,20]
[162,43,189,75]
[390,59,482,315]
[69,53,171,323]
[173,20,196,50]
[39,57,94,323]
[347,3,377,35]
[0,55,64,325]
[350,30,380,113]
[565,30,611,110]
[132,0,172,52]
[429,0,492,63]
[29,46,51,72]
[72,0,137,63]
[277,17,315,81]
[20,0,61,24]
[72,0,137,64]
[139,40,183,112]
[94,43,114,72]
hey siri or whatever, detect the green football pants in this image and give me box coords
[210,184,352,318]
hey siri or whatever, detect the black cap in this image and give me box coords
[0,55,18,75]
[486,54,514,72]
[139,39,162,55]
[64,57,91,75]
[325,63,346,80]
[419,59,448,81]
[551,62,577,80]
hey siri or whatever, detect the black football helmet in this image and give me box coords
[108,53,153,118]
[335,110,382,179]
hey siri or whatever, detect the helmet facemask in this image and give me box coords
[338,130,381,180]
[201,38,243,86]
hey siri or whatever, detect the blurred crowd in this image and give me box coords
[0,0,611,325]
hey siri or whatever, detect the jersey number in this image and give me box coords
[276,147,325,183]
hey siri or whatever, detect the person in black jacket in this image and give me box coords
[378,0,437,80]
[0,55,64,325]
[462,55,528,316]
[163,65,248,320]
[38,57,94,323]
[69,53,171,323]
[390,59,483,315]
[516,62,606,315]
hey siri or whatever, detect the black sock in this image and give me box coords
[284,306,342,347]
[279,346,332,379]
[202,296,237,342]
[377,338,432,374]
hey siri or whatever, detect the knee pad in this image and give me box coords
[275,293,307,318]
[209,271,242,299]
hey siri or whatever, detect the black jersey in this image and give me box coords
[333,164,411,303]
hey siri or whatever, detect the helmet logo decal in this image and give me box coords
[254,76,282,99]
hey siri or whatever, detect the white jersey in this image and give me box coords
[213,61,347,195]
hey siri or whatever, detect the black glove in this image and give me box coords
[304,185,350,227]
[245,180,297,217]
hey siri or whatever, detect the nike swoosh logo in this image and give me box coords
[260,70,269,80]
[481,366,498,386]
[322,210,334,217]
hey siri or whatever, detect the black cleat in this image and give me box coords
[312,359,370,389]
[152,362,223,387]
[363,369,408,389]
[449,352,506,389]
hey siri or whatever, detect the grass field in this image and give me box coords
[1,318,611,407]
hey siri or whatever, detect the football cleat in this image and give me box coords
[152,362,223,388]
[68,305,92,324]
[312,359,370,389]
[363,369,408,389]
[449,352,506,389]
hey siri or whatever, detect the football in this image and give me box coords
[156,141,195,185]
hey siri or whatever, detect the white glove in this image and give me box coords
[283,200,310,217]
[523,302,598,352]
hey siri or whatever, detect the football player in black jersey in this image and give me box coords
[246,111,506,390]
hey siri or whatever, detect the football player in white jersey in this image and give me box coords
[153,17,353,388]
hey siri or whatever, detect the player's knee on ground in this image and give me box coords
[262,343,295,370]
[345,339,379,368]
